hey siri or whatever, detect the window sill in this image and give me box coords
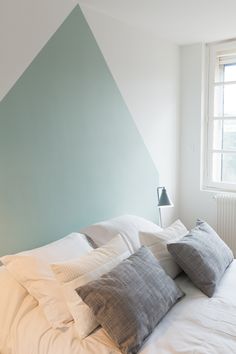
[201,183,236,194]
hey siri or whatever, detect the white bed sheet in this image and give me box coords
[8,261,236,354]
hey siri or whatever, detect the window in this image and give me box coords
[203,40,236,192]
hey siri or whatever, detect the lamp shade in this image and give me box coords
[157,187,173,208]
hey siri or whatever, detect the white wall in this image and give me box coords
[80,5,180,226]
[179,44,216,229]
[0,0,76,101]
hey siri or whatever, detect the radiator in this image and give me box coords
[216,193,236,256]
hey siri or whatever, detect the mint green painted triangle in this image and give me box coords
[0,6,159,255]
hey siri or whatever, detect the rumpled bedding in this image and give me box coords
[3,261,236,354]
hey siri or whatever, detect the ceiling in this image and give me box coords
[79,0,236,45]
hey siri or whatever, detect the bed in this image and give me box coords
[1,263,236,354]
[1,215,235,354]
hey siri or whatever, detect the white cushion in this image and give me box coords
[140,220,188,278]
[1,233,92,328]
[0,266,30,354]
[80,214,163,252]
[51,234,131,339]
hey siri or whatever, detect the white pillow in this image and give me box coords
[51,234,131,339]
[1,233,93,328]
[0,266,30,354]
[80,214,163,252]
[140,219,188,278]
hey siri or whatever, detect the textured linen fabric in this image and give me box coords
[140,219,188,279]
[167,219,233,297]
[76,246,184,354]
[51,235,131,339]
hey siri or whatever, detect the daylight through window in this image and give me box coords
[203,40,236,191]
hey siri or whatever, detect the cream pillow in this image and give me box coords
[0,266,30,353]
[1,233,93,328]
[140,219,188,278]
[51,234,131,339]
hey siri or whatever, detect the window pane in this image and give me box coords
[224,84,236,116]
[213,153,236,183]
[222,154,236,183]
[214,86,224,117]
[213,120,222,149]
[223,120,236,150]
[212,153,222,182]
[224,64,236,82]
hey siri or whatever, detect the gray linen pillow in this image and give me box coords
[167,219,233,297]
[76,246,184,354]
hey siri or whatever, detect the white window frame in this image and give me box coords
[202,39,236,192]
